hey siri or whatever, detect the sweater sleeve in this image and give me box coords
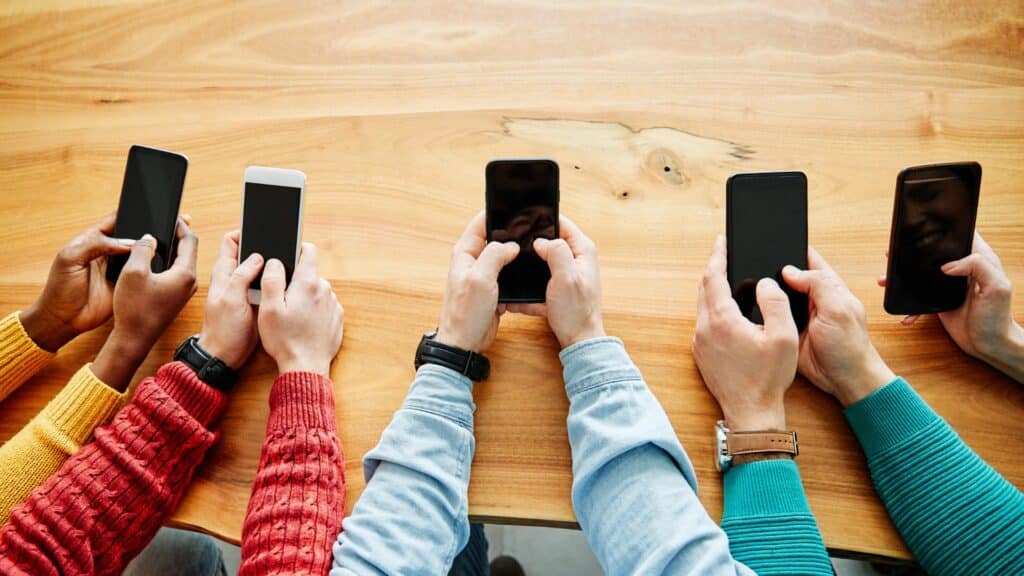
[0,361,227,576]
[720,459,833,575]
[240,372,344,576]
[0,312,55,402]
[0,364,127,525]
[845,377,1024,576]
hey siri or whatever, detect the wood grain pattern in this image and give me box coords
[1,0,1023,560]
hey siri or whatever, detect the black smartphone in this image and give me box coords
[486,159,559,303]
[883,162,981,315]
[726,171,809,331]
[106,145,188,283]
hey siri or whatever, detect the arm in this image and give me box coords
[239,372,344,575]
[562,337,754,575]
[0,312,54,401]
[844,377,1024,576]
[0,364,125,524]
[331,365,475,575]
[0,361,227,575]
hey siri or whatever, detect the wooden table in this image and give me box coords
[1,0,1022,561]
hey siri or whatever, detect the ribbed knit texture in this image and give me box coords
[240,371,344,576]
[0,312,55,403]
[721,459,833,575]
[0,364,126,524]
[0,361,227,575]
[845,377,1024,576]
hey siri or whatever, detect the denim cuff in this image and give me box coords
[403,364,476,431]
[559,337,642,400]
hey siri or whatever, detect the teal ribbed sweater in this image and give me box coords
[845,377,1024,575]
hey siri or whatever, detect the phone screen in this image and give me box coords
[107,145,187,282]
[884,163,979,314]
[240,182,302,289]
[727,172,809,331]
[486,159,559,302]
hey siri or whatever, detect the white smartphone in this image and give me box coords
[239,166,306,305]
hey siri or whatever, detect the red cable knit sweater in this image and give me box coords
[0,361,344,576]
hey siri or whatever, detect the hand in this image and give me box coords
[693,236,798,431]
[258,243,344,376]
[92,220,199,391]
[197,230,264,370]
[20,213,135,351]
[435,211,520,352]
[880,233,1023,382]
[507,215,606,348]
[783,247,895,406]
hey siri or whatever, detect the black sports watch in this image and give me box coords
[414,330,490,382]
[174,334,238,391]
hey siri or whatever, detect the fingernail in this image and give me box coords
[534,238,550,246]
[116,238,136,246]
[140,234,155,243]
[759,277,779,288]
[782,265,798,275]
[940,262,955,271]
[246,253,263,265]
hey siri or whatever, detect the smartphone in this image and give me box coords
[726,171,809,331]
[239,166,305,305]
[883,162,981,315]
[106,145,188,283]
[486,159,559,303]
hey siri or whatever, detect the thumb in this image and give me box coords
[756,277,798,340]
[473,242,520,279]
[261,258,287,305]
[123,234,157,272]
[229,253,265,292]
[534,238,574,276]
[64,231,134,264]
[942,254,1007,293]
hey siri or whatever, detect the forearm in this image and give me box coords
[91,328,154,392]
[720,460,832,575]
[562,337,751,575]
[846,377,1024,576]
[0,364,126,525]
[982,322,1024,384]
[0,312,55,402]
[240,372,344,576]
[0,362,227,576]
[331,365,475,576]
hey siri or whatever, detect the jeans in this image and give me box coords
[123,527,227,576]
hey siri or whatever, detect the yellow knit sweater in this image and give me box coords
[0,312,127,524]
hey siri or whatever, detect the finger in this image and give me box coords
[756,277,798,341]
[452,211,488,263]
[534,238,574,277]
[124,234,157,272]
[971,232,1003,269]
[506,303,547,317]
[95,212,118,235]
[261,258,287,305]
[292,242,319,285]
[941,253,1007,291]
[209,231,241,292]
[806,246,836,273]
[558,215,596,257]
[62,228,134,264]
[181,213,192,226]
[473,241,520,279]
[877,275,887,287]
[901,315,920,325]
[171,218,199,273]
[701,235,733,307]
[229,252,265,292]
[497,303,507,315]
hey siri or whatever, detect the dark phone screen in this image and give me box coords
[486,160,559,302]
[239,182,302,290]
[885,164,979,314]
[107,146,187,282]
[727,172,809,331]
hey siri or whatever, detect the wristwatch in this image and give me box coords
[174,334,238,391]
[414,330,490,382]
[715,420,798,472]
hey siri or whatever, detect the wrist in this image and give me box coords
[834,350,895,407]
[20,305,78,352]
[725,406,787,432]
[197,332,243,370]
[560,319,607,349]
[92,330,151,392]
[434,326,477,353]
[985,322,1024,366]
[276,355,331,377]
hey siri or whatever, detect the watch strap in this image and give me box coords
[174,335,237,391]
[415,334,490,381]
[726,431,799,457]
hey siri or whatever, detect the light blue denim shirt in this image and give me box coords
[331,337,820,575]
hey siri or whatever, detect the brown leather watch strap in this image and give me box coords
[726,431,798,456]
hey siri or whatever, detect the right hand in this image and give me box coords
[197,231,265,370]
[782,247,895,406]
[507,215,606,349]
[435,211,520,352]
[258,243,344,376]
[21,213,134,351]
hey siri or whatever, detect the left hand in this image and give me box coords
[435,211,520,352]
[197,230,265,370]
[692,236,799,431]
[21,213,134,351]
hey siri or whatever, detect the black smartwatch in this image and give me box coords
[174,334,238,391]
[414,330,490,382]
